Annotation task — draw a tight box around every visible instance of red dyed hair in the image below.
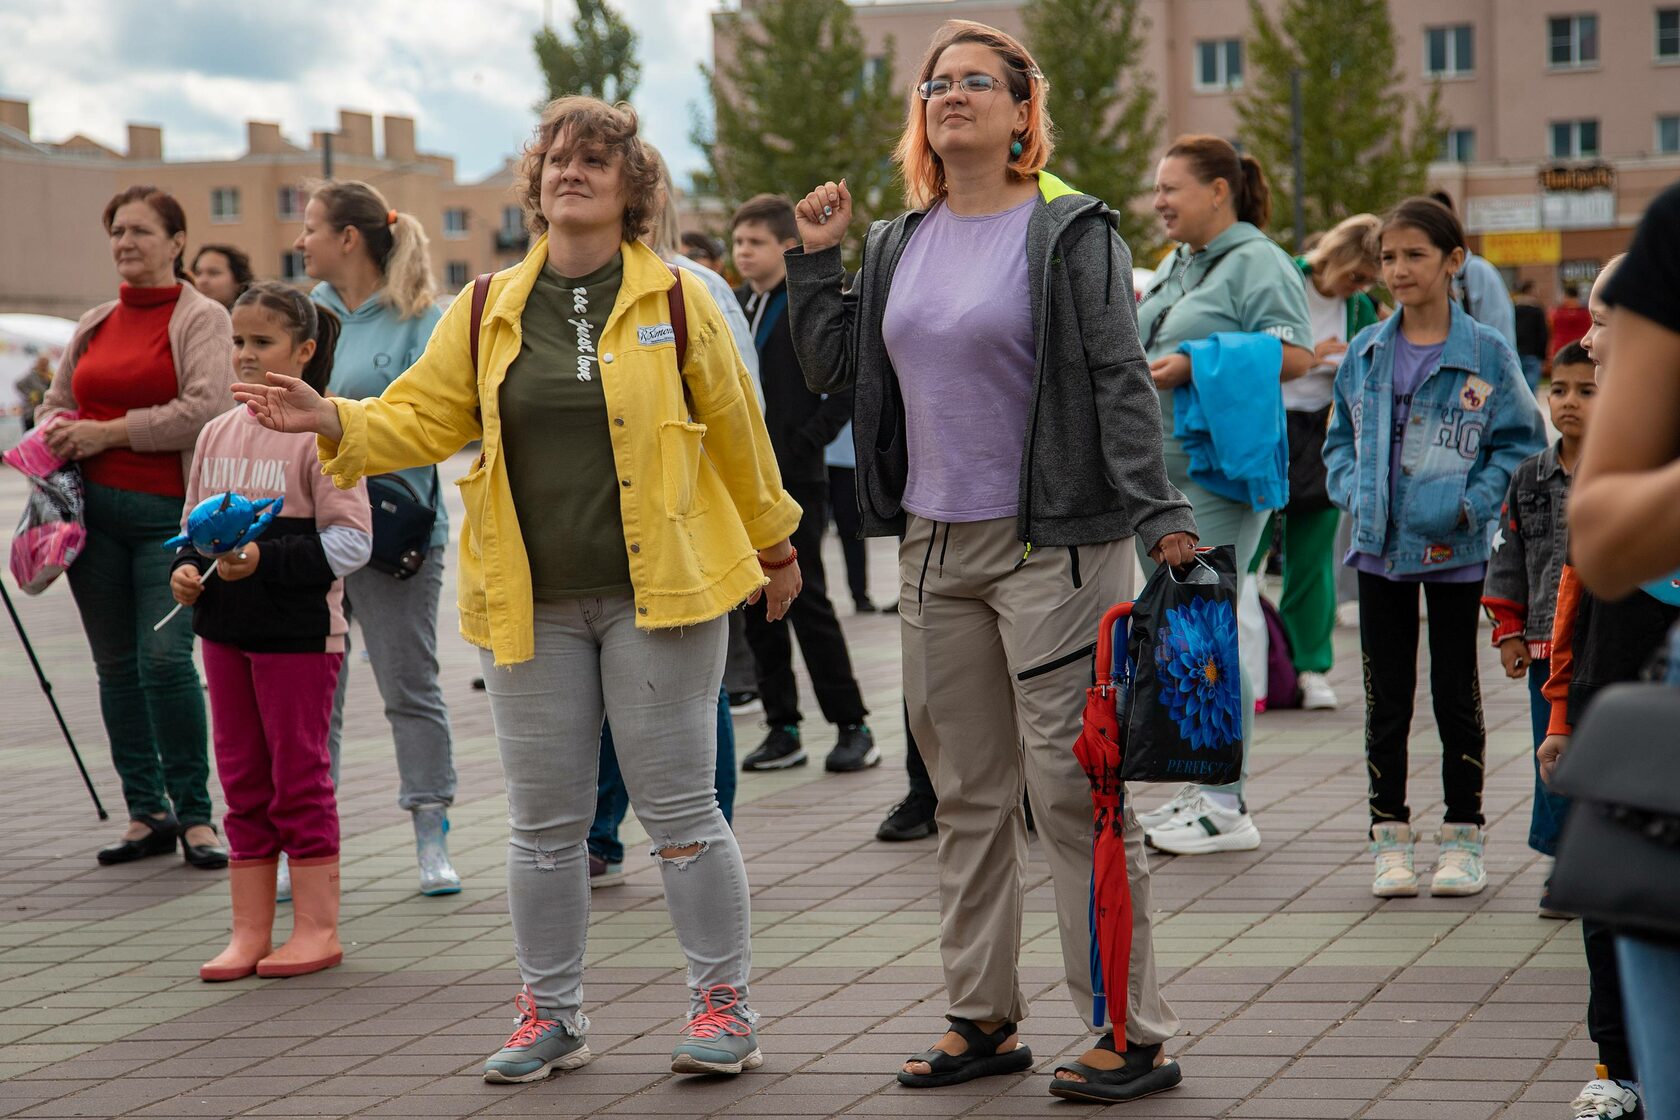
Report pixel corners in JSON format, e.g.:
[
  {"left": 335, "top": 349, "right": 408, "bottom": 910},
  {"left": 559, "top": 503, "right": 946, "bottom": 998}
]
[{"left": 893, "top": 21, "right": 1054, "bottom": 210}]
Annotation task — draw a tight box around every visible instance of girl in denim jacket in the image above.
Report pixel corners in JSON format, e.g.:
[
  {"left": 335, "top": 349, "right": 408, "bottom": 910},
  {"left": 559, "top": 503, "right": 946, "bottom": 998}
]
[{"left": 1323, "top": 198, "right": 1546, "bottom": 900}]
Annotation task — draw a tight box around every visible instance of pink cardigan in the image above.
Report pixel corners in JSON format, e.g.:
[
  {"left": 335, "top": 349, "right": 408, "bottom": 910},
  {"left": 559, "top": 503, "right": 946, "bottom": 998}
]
[{"left": 38, "top": 281, "right": 235, "bottom": 487}]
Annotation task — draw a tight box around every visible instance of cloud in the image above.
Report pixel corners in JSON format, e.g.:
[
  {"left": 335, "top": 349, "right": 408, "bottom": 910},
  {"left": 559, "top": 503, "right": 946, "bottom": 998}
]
[{"left": 0, "top": 0, "right": 713, "bottom": 183}]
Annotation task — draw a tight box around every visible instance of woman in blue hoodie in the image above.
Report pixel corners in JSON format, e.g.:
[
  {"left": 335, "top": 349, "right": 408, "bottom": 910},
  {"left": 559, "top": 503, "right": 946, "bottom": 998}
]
[
  {"left": 293, "top": 180, "right": 459, "bottom": 897},
  {"left": 1323, "top": 197, "right": 1544, "bottom": 900},
  {"left": 1133, "top": 136, "right": 1314, "bottom": 857}
]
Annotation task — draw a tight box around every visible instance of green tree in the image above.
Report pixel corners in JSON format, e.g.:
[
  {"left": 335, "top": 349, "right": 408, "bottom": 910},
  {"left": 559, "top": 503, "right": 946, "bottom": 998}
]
[
  {"left": 694, "top": 0, "right": 901, "bottom": 243},
  {"left": 1234, "top": 0, "right": 1445, "bottom": 243},
  {"left": 533, "top": 0, "right": 641, "bottom": 105},
  {"left": 1024, "top": 0, "right": 1163, "bottom": 253}
]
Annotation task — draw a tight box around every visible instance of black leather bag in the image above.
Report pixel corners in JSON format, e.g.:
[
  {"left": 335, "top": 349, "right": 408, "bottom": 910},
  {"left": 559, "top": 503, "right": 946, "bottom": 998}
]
[
  {"left": 366, "top": 470, "right": 438, "bottom": 580},
  {"left": 1548, "top": 681, "right": 1680, "bottom": 940}
]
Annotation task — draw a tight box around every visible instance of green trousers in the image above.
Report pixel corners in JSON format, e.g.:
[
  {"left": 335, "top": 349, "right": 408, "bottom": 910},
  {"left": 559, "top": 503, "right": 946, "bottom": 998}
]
[
  {"left": 1259, "top": 507, "right": 1341, "bottom": 675},
  {"left": 66, "top": 481, "right": 212, "bottom": 826}
]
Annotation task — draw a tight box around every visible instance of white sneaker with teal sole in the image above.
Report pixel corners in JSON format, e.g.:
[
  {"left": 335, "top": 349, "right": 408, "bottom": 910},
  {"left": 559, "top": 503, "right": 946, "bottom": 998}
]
[
  {"left": 1431, "top": 824, "right": 1487, "bottom": 896},
  {"left": 670, "top": 985, "right": 763, "bottom": 1075},
  {"left": 1371, "top": 822, "right": 1419, "bottom": 897},
  {"left": 482, "top": 989, "right": 592, "bottom": 1083}
]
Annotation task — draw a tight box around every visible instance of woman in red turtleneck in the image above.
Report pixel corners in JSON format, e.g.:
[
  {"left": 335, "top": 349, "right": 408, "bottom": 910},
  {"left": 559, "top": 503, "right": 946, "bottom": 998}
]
[{"left": 37, "top": 186, "right": 235, "bottom": 869}]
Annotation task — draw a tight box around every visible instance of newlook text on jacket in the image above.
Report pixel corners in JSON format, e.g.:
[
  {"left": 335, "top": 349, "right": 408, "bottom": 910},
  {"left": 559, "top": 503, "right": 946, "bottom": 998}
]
[{"left": 1323, "top": 303, "right": 1546, "bottom": 577}]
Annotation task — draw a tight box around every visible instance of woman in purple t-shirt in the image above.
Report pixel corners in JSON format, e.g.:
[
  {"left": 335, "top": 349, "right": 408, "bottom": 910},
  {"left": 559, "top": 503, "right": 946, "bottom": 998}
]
[{"left": 784, "top": 18, "right": 1198, "bottom": 1106}]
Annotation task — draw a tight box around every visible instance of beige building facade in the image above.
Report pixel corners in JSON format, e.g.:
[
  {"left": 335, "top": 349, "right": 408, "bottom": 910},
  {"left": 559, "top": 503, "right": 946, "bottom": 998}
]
[
  {"left": 0, "top": 102, "right": 532, "bottom": 319},
  {"left": 720, "top": 0, "right": 1680, "bottom": 289}
]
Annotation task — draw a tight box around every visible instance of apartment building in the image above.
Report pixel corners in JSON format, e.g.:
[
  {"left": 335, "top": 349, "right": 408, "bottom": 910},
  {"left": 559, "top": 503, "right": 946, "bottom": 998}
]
[
  {"left": 719, "top": 0, "right": 1680, "bottom": 290},
  {"left": 0, "top": 103, "right": 531, "bottom": 318}
]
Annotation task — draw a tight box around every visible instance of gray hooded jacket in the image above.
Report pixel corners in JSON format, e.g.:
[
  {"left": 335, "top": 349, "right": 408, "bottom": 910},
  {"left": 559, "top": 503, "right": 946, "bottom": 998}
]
[{"left": 783, "top": 179, "right": 1196, "bottom": 551}]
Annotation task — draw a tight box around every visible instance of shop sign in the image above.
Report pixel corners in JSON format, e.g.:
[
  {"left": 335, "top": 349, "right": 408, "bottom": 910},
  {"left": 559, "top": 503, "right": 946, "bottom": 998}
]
[
  {"left": 1467, "top": 195, "right": 1541, "bottom": 233},
  {"left": 1480, "top": 230, "right": 1563, "bottom": 266}
]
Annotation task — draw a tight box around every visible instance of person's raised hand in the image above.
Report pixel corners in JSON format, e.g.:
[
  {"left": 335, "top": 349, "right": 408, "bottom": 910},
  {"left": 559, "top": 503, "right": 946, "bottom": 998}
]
[
  {"left": 794, "top": 179, "right": 853, "bottom": 256},
  {"left": 233, "top": 372, "right": 339, "bottom": 439}
]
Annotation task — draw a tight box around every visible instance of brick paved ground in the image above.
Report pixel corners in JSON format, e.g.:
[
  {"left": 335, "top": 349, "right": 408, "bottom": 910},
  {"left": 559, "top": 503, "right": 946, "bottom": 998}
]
[{"left": 0, "top": 453, "right": 1595, "bottom": 1119}]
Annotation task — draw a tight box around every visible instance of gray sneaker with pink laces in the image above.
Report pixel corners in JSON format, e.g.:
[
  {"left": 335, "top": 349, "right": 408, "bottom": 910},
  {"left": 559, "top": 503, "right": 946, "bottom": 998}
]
[{"left": 670, "top": 985, "right": 763, "bottom": 1075}]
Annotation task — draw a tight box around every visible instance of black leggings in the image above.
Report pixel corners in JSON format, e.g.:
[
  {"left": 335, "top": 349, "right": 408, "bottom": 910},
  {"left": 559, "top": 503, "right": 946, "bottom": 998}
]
[{"left": 1357, "top": 572, "right": 1487, "bottom": 830}]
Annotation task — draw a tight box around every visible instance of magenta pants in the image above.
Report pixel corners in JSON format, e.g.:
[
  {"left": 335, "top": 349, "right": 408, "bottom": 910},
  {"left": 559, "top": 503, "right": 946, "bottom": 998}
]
[{"left": 202, "top": 640, "right": 342, "bottom": 861}]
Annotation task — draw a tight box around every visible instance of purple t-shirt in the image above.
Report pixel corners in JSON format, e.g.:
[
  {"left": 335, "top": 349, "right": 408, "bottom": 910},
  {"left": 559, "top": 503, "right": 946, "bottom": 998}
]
[
  {"left": 1348, "top": 332, "right": 1485, "bottom": 582},
  {"left": 882, "top": 197, "right": 1036, "bottom": 522}
]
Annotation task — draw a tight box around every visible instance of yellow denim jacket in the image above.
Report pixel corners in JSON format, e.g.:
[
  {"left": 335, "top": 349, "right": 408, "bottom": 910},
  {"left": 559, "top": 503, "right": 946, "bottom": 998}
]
[{"left": 318, "top": 237, "right": 802, "bottom": 665}]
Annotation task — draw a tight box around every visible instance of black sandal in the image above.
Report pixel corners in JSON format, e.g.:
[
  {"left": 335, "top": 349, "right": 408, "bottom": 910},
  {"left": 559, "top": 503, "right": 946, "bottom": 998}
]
[
  {"left": 1048, "top": 1036, "right": 1182, "bottom": 1103},
  {"left": 896, "top": 1018, "right": 1034, "bottom": 1089}
]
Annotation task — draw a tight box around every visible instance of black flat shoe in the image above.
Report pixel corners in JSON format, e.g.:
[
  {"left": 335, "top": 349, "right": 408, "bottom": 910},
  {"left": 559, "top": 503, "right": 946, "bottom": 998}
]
[
  {"left": 181, "top": 826, "right": 229, "bottom": 870},
  {"left": 97, "top": 817, "right": 180, "bottom": 865}
]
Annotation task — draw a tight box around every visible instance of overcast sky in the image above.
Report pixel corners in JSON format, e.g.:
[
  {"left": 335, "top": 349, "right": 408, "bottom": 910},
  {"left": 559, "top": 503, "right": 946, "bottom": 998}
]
[{"left": 0, "top": 0, "right": 716, "bottom": 185}]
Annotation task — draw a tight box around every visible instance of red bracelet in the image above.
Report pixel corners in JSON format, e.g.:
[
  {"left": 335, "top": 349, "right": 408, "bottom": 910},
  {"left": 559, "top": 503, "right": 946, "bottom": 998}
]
[{"left": 760, "top": 546, "right": 798, "bottom": 571}]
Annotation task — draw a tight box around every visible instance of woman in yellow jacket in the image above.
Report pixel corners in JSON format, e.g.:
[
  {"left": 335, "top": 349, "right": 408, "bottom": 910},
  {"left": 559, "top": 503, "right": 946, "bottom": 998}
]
[{"left": 235, "top": 97, "right": 802, "bottom": 1084}]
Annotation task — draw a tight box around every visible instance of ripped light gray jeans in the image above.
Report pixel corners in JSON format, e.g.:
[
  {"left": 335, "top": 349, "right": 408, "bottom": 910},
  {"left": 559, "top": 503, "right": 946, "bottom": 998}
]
[{"left": 480, "top": 596, "right": 751, "bottom": 1035}]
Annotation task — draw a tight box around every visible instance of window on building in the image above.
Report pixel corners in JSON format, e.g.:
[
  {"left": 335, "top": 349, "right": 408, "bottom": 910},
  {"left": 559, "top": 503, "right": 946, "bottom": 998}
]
[
  {"left": 1658, "top": 114, "right": 1680, "bottom": 154},
  {"left": 1659, "top": 8, "right": 1680, "bottom": 60},
  {"left": 1439, "top": 128, "right": 1476, "bottom": 162},
  {"left": 442, "top": 208, "right": 468, "bottom": 239},
  {"left": 446, "top": 261, "right": 469, "bottom": 288},
  {"left": 1549, "top": 14, "right": 1599, "bottom": 68},
  {"left": 280, "top": 251, "right": 307, "bottom": 280},
  {"left": 1550, "top": 118, "right": 1601, "bottom": 158},
  {"left": 1194, "top": 39, "right": 1243, "bottom": 91},
  {"left": 210, "top": 187, "right": 240, "bottom": 224},
  {"left": 501, "top": 205, "right": 524, "bottom": 236},
  {"left": 1425, "top": 25, "right": 1475, "bottom": 76},
  {"left": 276, "top": 186, "right": 306, "bottom": 220}
]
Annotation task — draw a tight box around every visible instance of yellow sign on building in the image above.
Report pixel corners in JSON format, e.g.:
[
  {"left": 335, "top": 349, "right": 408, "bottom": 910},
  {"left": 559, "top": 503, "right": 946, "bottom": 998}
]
[{"left": 1481, "top": 231, "right": 1563, "bottom": 267}]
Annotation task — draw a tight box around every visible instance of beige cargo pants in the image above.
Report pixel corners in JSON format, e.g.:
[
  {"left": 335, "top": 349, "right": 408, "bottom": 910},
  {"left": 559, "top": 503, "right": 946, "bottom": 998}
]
[{"left": 899, "top": 514, "right": 1179, "bottom": 1045}]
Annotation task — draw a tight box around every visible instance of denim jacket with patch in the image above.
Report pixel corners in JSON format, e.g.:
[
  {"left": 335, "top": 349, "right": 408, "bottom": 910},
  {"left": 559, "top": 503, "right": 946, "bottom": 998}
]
[
  {"left": 1482, "top": 441, "right": 1571, "bottom": 658},
  {"left": 1323, "top": 304, "right": 1546, "bottom": 578}
]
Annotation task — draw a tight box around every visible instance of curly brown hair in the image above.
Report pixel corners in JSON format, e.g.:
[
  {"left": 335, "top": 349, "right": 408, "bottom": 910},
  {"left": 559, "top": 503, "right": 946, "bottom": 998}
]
[{"left": 515, "top": 96, "right": 663, "bottom": 244}]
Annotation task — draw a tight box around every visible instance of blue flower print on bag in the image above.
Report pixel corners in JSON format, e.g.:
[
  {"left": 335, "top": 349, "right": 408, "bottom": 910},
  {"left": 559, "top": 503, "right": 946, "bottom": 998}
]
[{"left": 1154, "top": 596, "right": 1242, "bottom": 752}]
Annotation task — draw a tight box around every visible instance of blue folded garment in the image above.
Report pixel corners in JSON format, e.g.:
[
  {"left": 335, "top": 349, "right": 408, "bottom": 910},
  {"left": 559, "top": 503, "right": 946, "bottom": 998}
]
[{"left": 1173, "top": 333, "right": 1289, "bottom": 512}]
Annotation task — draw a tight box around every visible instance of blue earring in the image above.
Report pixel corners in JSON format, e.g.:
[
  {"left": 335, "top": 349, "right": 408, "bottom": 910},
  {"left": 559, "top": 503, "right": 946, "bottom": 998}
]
[{"left": 1010, "top": 138, "right": 1024, "bottom": 158}]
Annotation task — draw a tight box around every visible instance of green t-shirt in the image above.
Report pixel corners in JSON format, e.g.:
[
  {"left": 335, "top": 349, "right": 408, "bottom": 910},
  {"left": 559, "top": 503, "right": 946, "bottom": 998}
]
[{"left": 500, "top": 254, "right": 631, "bottom": 600}]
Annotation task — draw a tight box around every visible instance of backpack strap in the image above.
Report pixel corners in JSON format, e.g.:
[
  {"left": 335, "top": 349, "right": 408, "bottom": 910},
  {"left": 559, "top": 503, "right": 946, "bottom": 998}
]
[
  {"left": 666, "top": 264, "right": 688, "bottom": 369},
  {"left": 469, "top": 273, "right": 492, "bottom": 373}
]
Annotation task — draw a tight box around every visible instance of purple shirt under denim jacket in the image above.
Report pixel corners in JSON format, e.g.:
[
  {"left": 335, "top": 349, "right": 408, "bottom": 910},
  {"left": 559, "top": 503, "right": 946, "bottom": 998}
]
[{"left": 1323, "top": 302, "right": 1546, "bottom": 579}]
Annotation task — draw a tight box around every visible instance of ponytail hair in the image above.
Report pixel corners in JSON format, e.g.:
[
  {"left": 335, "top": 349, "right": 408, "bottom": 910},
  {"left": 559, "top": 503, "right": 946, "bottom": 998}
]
[
  {"left": 1165, "top": 135, "right": 1272, "bottom": 229},
  {"left": 234, "top": 281, "right": 342, "bottom": 394},
  {"left": 309, "top": 180, "right": 437, "bottom": 320}
]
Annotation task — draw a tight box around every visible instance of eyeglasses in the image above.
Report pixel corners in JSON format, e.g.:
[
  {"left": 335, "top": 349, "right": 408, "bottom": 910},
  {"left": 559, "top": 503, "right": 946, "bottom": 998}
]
[{"left": 917, "top": 74, "right": 1008, "bottom": 100}]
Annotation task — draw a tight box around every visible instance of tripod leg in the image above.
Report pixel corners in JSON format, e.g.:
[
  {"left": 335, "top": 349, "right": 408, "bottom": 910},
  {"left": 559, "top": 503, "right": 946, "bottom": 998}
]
[{"left": 2, "top": 580, "right": 109, "bottom": 819}]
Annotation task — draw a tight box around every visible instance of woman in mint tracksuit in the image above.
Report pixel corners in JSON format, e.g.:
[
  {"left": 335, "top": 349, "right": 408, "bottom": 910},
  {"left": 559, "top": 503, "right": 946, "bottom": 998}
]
[
  {"left": 1275, "top": 215, "right": 1381, "bottom": 713},
  {"left": 1133, "top": 136, "right": 1315, "bottom": 856}
]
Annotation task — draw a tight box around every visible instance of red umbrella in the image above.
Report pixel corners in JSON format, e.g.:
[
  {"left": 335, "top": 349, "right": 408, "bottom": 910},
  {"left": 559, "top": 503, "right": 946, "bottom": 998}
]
[{"left": 1072, "top": 602, "right": 1135, "bottom": 1034}]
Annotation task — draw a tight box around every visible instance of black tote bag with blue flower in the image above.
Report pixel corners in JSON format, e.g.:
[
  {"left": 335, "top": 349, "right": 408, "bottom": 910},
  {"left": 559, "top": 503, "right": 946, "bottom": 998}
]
[{"left": 1118, "top": 544, "right": 1245, "bottom": 786}]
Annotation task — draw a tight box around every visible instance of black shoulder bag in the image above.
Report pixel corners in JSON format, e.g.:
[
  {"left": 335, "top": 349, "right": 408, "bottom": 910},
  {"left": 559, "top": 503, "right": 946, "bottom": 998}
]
[
  {"left": 1548, "top": 626, "right": 1680, "bottom": 940},
  {"left": 366, "top": 469, "right": 440, "bottom": 580}
]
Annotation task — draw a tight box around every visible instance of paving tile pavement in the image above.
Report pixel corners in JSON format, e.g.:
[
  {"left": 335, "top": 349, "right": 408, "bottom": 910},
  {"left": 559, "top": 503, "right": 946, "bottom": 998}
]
[{"left": 0, "top": 455, "right": 1598, "bottom": 1118}]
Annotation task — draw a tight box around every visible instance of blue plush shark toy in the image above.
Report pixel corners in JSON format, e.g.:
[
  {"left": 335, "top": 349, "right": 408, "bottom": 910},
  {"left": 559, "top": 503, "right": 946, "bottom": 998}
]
[{"left": 165, "top": 492, "right": 284, "bottom": 557}]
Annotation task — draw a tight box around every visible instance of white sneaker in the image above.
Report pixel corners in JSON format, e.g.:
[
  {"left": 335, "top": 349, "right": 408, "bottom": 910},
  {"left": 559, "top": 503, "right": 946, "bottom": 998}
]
[
  {"left": 1430, "top": 824, "right": 1487, "bottom": 896},
  {"left": 1570, "top": 1070, "right": 1641, "bottom": 1118},
  {"left": 1145, "top": 793, "right": 1261, "bottom": 854},
  {"left": 1298, "top": 671, "right": 1339, "bottom": 711},
  {"left": 1370, "top": 822, "right": 1419, "bottom": 897},
  {"left": 1137, "top": 783, "right": 1200, "bottom": 830}
]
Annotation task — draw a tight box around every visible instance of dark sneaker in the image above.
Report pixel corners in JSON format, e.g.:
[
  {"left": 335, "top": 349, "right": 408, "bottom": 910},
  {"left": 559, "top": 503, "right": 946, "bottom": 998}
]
[
  {"left": 670, "top": 985, "right": 763, "bottom": 1075},
  {"left": 877, "top": 795, "right": 937, "bottom": 841},
  {"left": 853, "top": 597, "right": 879, "bottom": 613},
  {"left": 825, "top": 724, "right": 880, "bottom": 772},
  {"left": 588, "top": 853, "right": 624, "bottom": 889},
  {"left": 742, "top": 726, "right": 806, "bottom": 771},
  {"left": 482, "top": 989, "right": 592, "bottom": 1083}
]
